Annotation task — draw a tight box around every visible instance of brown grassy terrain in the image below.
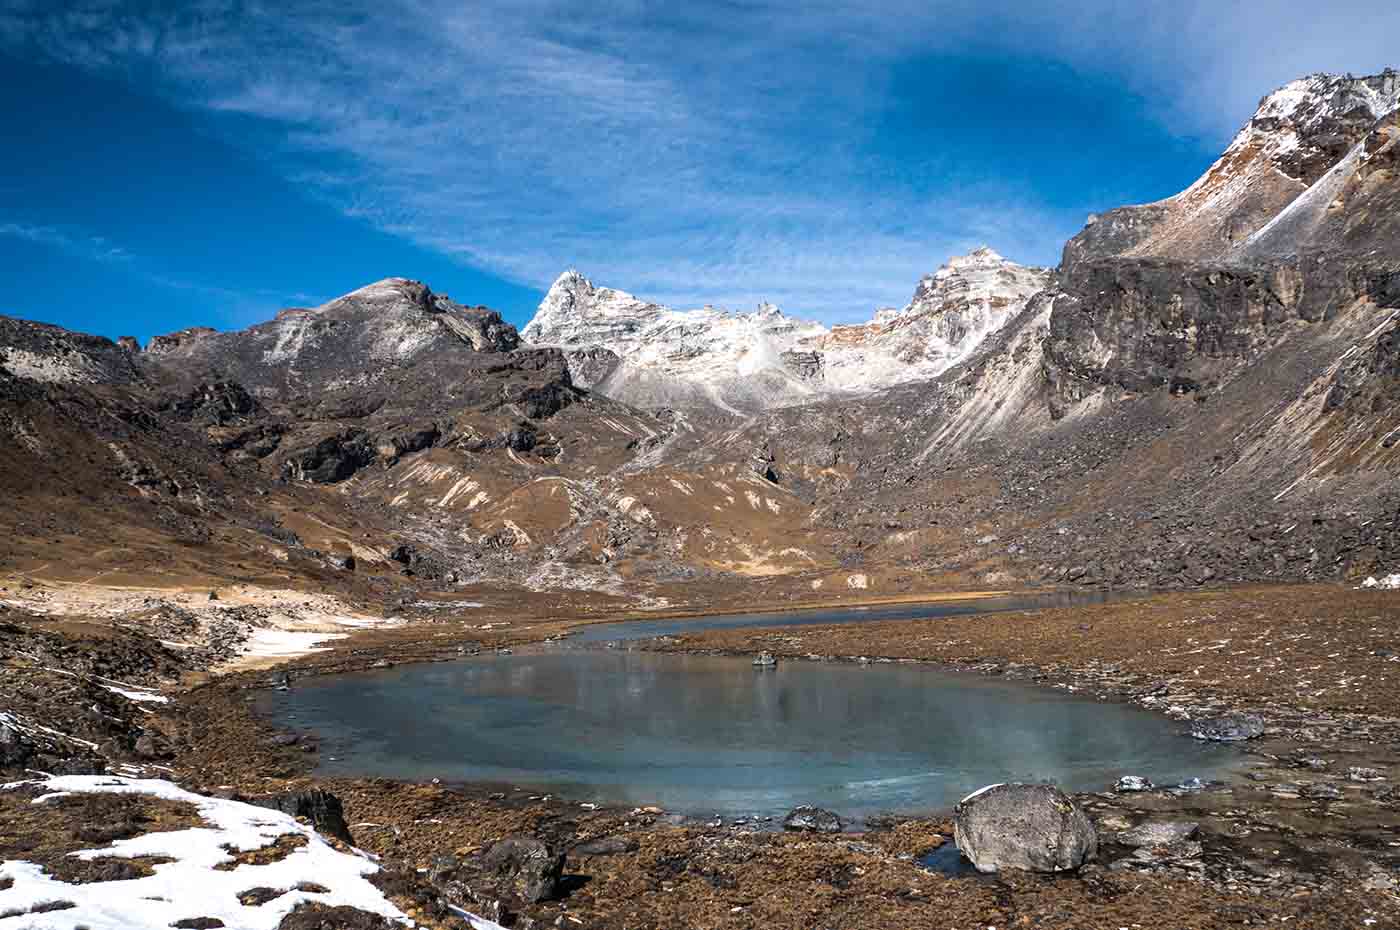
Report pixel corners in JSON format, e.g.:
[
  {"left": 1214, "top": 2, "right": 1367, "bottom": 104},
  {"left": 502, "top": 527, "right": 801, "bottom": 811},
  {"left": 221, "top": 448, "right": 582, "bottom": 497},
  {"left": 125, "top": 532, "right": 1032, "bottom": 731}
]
[
  {"left": 647, "top": 585, "right": 1400, "bottom": 720},
  {"left": 8, "top": 585, "right": 1400, "bottom": 928}
]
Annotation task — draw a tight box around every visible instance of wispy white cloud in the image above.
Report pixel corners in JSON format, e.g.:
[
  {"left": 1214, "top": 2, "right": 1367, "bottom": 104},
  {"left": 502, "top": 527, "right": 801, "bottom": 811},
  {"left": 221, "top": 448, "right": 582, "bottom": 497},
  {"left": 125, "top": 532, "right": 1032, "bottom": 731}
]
[
  {"left": 0, "top": 221, "right": 131, "bottom": 264},
  {"left": 0, "top": 216, "right": 329, "bottom": 326},
  {"left": 1, "top": 0, "right": 1396, "bottom": 321}
]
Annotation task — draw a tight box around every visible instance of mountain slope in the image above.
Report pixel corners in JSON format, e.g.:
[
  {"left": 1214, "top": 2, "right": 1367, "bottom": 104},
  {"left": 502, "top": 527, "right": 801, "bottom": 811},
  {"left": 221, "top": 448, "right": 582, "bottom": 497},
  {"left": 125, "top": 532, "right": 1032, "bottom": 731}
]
[
  {"left": 1065, "top": 70, "right": 1399, "bottom": 264},
  {"left": 714, "top": 69, "right": 1400, "bottom": 591}
]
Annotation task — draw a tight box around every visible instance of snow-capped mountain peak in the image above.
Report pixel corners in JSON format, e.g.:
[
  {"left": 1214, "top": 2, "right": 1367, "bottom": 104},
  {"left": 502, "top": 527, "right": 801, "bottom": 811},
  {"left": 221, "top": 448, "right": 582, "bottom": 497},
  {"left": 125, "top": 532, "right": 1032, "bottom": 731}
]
[{"left": 521, "top": 251, "right": 1051, "bottom": 413}]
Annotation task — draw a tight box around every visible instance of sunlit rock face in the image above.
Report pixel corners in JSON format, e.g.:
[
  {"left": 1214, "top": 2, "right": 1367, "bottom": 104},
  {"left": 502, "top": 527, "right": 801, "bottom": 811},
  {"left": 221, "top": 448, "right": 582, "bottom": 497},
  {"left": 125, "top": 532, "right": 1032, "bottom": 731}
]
[{"left": 1063, "top": 70, "right": 1400, "bottom": 265}]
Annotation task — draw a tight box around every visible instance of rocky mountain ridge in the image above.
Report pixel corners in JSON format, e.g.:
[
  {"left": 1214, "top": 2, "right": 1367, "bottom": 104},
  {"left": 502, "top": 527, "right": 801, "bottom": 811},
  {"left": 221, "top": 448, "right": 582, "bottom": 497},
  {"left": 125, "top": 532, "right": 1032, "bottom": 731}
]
[
  {"left": 522, "top": 248, "right": 1051, "bottom": 413},
  {"left": 1066, "top": 70, "right": 1399, "bottom": 265},
  {"left": 0, "top": 68, "right": 1397, "bottom": 603}
]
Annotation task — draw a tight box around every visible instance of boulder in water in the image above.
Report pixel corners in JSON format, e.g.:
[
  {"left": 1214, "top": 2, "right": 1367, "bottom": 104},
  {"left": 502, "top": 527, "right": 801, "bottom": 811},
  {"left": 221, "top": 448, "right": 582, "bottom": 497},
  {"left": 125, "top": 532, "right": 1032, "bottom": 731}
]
[{"left": 953, "top": 783, "right": 1097, "bottom": 873}]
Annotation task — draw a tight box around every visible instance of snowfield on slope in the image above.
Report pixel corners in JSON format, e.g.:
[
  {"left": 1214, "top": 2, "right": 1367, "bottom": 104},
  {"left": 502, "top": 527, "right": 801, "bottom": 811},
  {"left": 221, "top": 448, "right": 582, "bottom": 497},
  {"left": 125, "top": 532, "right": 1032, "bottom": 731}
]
[{"left": 0, "top": 775, "right": 506, "bottom": 930}]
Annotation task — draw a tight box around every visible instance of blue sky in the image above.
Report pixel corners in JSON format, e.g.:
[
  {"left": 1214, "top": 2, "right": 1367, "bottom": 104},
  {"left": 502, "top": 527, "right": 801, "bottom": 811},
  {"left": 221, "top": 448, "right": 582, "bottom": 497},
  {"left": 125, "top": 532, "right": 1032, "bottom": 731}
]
[{"left": 1, "top": 1, "right": 1396, "bottom": 340}]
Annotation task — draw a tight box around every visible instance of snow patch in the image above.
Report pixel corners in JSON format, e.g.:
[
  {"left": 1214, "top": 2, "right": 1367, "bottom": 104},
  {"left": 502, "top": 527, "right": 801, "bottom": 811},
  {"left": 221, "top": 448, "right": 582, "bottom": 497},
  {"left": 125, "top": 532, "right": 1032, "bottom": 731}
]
[
  {"left": 240, "top": 630, "right": 349, "bottom": 659},
  {"left": 101, "top": 685, "right": 169, "bottom": 705},
  {"left": 0, "top": 775, "right": 412, "bottom": 930}
]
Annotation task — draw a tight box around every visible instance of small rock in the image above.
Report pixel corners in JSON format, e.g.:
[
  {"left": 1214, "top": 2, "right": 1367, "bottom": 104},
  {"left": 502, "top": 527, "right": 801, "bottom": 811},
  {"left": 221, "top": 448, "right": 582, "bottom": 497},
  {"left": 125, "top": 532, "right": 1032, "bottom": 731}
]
[
  {"left": 1120, "top": 840, "right": 1204, "bottom": 871},
  {"left": 571, "top": 836, "right": 638, "bottom": 857},
  {"left": 1302, "top": 783, "right": 1343, "bottom": 800},
  {"left": 1362, "top": 862, "right": 1398, "bottom": 891},
  {"left": 1349, "top": 766, "right": 1386, "bottom": 783},
  {"left": 133, "top": 731, "right": 170, "bottom": 760},
  {"left": 783, "top": 805, "right": 843, "bottom": 833},
  {"left": 1116, "top": 821, "right": 1199, "bottom": 848},
  {"left": 1190, "top": 714, "right": 1264, "bottom": 742}
]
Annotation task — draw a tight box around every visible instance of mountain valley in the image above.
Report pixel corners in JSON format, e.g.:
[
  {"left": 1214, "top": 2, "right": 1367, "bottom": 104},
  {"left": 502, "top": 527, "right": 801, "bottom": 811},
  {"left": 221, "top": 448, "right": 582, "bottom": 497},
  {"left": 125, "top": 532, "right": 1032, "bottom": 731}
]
[{"left": 3, "top": 67, "right": 1400, "bottom": 930}]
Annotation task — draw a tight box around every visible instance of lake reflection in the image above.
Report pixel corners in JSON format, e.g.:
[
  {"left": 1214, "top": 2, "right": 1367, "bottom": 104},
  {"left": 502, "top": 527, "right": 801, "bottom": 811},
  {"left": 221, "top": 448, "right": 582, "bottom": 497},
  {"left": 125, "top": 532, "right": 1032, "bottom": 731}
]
[{"left": 262, "top": 651, "right": 1233, "bottom": 822}]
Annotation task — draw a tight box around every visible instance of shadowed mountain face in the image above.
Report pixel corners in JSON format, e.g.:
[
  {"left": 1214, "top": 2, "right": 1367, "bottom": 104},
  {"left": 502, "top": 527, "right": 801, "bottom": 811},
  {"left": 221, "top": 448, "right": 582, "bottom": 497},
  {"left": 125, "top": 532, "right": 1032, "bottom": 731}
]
[{"left": 1, "top": 70, "right": 1398, "bottom": 604}]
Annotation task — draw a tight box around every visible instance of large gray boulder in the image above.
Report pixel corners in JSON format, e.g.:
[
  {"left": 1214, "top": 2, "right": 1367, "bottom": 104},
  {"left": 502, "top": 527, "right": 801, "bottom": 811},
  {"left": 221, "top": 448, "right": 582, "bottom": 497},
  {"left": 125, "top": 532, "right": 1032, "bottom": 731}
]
[{"left": 953, "top": 783, "right": 1098, "bottom": 873}]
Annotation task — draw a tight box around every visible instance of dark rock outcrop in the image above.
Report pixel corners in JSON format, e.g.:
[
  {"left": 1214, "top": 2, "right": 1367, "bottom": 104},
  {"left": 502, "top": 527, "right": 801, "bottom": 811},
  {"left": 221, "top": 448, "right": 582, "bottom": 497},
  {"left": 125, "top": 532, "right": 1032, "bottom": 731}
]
[
  {"left": 428, "top": 835, "right": 564, "bottom": 917},
  {"left": 0, "top": 717, "right": 33, "bottom": 769},
  {"left": 159, "top": 381, "right": 259, "bottom": 425},
  {"left": 251, "top": 789, "right": 355, "bottom": 845},
  {"left": 0, "top": 316, "right": 146, "bottom": 385},
  {"left": 279, "top": 430, "right": 377, "bottom": 483},
  {"left": 479, "top": 836, "right": 564, "bottom": 903}
]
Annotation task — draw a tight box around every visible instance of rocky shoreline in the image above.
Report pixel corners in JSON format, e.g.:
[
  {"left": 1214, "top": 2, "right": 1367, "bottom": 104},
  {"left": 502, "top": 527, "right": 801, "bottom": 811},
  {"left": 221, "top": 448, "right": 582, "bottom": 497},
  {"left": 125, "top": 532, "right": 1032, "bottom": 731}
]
[{"left": 5, "top": 586, "right": 1400, "bottom": 928}]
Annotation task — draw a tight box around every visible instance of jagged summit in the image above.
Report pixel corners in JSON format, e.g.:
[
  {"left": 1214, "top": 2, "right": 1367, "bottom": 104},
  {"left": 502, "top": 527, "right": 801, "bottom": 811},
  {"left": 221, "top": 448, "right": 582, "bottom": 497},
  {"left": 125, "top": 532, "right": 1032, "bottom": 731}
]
[
  {"left": 142, "top": 277, "right": 522, "bottom": 399},
  {"left": 1250, "top": 70, "right": 1398, "bottom": 142},
  {"left": 523, "top": 270, "right": 673, "bottom": 347},
  {"left": 939, "top": 245, "right": 1005, "bottom": 269},
  {"left": 521, "top": 250, "right": 1050, "bottom": 412}
]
